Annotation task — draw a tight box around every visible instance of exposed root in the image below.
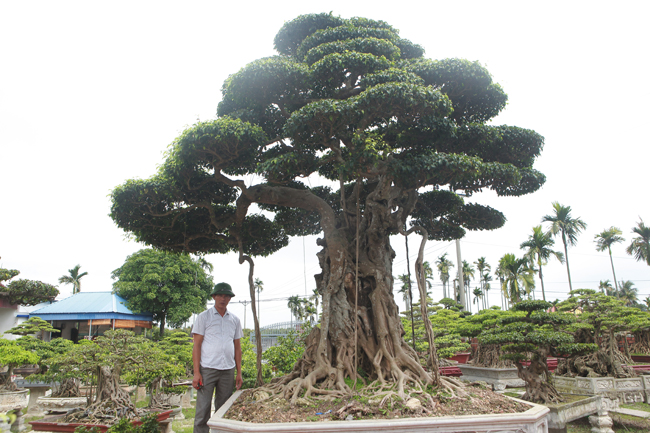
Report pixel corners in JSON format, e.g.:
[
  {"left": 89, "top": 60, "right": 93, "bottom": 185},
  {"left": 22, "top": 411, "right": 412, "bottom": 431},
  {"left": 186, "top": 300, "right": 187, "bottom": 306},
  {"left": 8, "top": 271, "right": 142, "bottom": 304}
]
[{"left": 557, "top": 349, "right": 635, "bottom": 378}]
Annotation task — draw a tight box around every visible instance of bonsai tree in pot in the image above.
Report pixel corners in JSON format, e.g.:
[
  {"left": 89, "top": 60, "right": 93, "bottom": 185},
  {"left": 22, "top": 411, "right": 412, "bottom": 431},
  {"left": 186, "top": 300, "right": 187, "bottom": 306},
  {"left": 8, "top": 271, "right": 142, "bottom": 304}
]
[
  {"left": 478, "top": 300, "right": 596, "bottom": 403},
  {"left": 556, "top": 289, "right": 639, "bottom": 377},
  {"left": 53, "top": 330, "right": 164, "bottom": 422},
  {"left": 109, "top": 12, "right": 546, "bottom": 404},
  {"left": 0, "top": 340, "right": 39, "bottom": 391},
  {"left": 458, "top": 308, "right": 517, "bottom": 368}
]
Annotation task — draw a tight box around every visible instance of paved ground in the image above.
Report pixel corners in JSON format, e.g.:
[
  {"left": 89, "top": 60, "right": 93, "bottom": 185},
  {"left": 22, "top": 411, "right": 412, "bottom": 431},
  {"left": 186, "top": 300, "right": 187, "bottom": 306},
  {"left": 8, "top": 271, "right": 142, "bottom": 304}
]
[{"left": 610, "top": 407, "right": 650, "bottom": 419}]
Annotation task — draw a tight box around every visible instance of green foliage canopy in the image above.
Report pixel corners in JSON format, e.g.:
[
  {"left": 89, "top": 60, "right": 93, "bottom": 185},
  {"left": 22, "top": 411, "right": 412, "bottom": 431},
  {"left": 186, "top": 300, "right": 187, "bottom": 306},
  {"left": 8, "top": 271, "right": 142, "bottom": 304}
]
[
  {"left": 0, "top": 268, "right": 58, "bottom": 306},
  {"left": 110, "top": 13, "right": 546, "bottom": 255},
  {"left": 111, "top": 249, "right": 213, "bottom": 334}
]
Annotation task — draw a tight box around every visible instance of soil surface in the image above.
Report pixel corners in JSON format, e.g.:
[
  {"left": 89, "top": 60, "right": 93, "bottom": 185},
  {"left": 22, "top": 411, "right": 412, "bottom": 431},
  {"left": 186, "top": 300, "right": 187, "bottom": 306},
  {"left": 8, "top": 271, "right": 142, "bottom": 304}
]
[{"left": 225, "top": 384, "right": 530, "bottom": 423}]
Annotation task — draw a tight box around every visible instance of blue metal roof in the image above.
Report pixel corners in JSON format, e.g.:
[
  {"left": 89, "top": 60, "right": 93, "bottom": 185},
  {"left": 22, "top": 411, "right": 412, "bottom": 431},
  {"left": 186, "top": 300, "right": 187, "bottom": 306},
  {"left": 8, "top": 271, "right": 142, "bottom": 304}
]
[{"left": 29, "top": 292, "right": 153, "bottom": 322}]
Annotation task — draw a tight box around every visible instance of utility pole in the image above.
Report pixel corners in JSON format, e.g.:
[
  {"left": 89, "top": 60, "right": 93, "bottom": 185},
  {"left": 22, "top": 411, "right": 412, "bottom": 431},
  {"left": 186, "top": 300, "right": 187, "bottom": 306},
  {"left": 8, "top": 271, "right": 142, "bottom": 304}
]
[
  {"left": 456, "top": 239, "right": 466, "bottom": 311},
  {"left": 240, "top": 300, "right": 250, "bottom": 329}
]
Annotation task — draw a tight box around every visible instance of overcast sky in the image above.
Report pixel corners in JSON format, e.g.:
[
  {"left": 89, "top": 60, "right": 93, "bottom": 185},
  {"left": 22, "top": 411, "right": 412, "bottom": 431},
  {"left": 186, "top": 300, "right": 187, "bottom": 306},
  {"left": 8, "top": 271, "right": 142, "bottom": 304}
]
[{"left": 2, "top": 1, "right": 649, "bottom": 327}]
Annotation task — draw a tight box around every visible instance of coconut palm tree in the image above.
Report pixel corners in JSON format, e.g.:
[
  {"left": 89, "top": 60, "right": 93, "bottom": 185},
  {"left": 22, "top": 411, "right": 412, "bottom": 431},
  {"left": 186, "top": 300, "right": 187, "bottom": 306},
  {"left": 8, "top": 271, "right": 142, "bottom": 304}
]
[
  {"left": 542, "top": 202, "right": 587, "bottom": 292},
  {"left": 58, "top": 264, "right": 88, "bottom": 294},
  {"left": 499, "top": 253, "right": 535, "bottom": 305},
  {"left": 594, "top": 227, "right": 624, "bottom": 292},
  {"left": 520, "top": 225, "right": 565, "bottom": 302},
  {"left": 436, "top": 253, "right": 454, "bottom": 299},
  {"left": 617, "top": 280, "right": 638, "bottom": 306},
  {"left": 627, "top": 219, "right": 650, "bottom": 266},
  {"left": 474, "top": 257, "right": 491, "bottom": 310}
]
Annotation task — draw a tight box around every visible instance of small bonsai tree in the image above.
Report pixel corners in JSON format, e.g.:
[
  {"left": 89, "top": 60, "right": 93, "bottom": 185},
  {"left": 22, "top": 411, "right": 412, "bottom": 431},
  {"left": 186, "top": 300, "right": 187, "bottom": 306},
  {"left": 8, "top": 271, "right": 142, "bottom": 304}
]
[
  {"left": 478, "top": 300, "right": 596, "bottom": 403},
  {"left": 5, "top": 317, "right": 57, "bottom": 339},
  {"left": 54, "top": 330, "right": 166, "bottom": 422},
  {"left": 429, "top": 308, "right": 470, "bottom": 364},
  {"left": 458, "top": 308, "right": 516, "bottom": 368},
  {"left": 18, "top": 337, "right": 78, "bottom": 396},
  {"left": 0, "top": 340, "right": 39, "bottom": 391},
  {"left": 557, "top": 289, "right": 639, "bottom": 377}
]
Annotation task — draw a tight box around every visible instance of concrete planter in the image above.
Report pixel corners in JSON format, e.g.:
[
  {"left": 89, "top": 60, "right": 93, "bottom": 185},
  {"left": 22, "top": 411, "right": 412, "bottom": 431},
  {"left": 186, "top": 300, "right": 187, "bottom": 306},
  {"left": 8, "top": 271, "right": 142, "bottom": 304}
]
[
  {"left": 0, "top": 389, "right": 28, "bottom": 413},
  {"left": 553, "top": 375, "right": 648, "bottom": 405},
  {"left": 546, "top": 395, "right": 614, "bottom": 433},
  {"left": 37, "top": 397, "right": 87, "bottom": 414},
  {"left": 458, "top": 365, "right": 525, "bottom": 390},
  {"left": 207, "top": 390, "right": 550, "bottom": 433}
]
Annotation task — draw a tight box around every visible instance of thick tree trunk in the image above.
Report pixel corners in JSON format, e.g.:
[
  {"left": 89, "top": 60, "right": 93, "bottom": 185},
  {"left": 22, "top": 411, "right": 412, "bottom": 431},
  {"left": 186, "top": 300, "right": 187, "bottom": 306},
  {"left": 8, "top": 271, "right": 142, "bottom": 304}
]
[
  {"left": 89, "top": 365, "right": 137, "bottom": 418},
  {"left": 263, "top": 178, "right": 445, "bottom": 403},
  {"left": 515, "top": 358, "right": 562, "bottom": 404}
]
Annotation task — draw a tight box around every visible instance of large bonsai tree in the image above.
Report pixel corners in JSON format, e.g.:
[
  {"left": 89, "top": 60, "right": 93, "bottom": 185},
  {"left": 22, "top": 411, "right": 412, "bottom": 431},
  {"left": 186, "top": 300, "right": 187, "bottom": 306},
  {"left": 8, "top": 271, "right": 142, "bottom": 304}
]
[
  {"left": 556, "top": 289, "right": 638, "bottom": 378},
  {"left": 110, "top": 13, "right": 545, "bottom": 402},
  {"left": 478, "top": 300, "right": 596, "bottom": 403}
]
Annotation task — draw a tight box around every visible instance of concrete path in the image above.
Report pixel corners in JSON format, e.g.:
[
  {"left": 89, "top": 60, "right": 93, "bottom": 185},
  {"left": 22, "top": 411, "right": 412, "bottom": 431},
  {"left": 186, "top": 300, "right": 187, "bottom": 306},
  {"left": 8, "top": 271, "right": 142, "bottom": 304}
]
[{"left": 611, "top": 408, "right": 650, "bottom": 418}]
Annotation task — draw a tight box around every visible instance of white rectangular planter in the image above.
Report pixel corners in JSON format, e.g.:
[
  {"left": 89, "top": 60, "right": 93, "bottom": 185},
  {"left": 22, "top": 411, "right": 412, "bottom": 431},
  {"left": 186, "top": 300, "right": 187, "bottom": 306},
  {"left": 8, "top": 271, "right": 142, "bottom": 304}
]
[
  {"left": 208, "top": 390, "right": 550, "bottom": 433},
  {"left": 457, "top": 365, "right": 525, "bottom": 390}
]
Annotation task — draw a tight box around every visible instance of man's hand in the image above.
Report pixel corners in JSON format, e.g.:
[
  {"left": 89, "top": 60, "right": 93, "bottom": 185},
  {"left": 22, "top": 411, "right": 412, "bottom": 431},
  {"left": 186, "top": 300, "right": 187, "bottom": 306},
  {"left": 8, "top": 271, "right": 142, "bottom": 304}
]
[
  {"left": 236, "top": 373, "right": 243, "bottom": 390},
  {"left": 193, "top": 373, "right": 203, "bottom": 390}
]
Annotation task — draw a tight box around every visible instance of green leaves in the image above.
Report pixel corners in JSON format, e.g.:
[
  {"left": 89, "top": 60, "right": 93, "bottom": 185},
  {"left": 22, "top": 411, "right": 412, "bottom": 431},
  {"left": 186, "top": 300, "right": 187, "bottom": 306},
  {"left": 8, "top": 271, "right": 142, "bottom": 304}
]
[{"left": 111, "top": 249, "right": 214, "bottom": 331}]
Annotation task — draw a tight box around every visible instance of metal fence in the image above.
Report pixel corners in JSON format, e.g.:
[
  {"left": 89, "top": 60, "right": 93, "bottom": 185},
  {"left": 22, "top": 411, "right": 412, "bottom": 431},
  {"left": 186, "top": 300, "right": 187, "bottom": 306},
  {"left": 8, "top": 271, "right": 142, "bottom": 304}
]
[{"left": 249, "top": 321, "right": 306, "bottom": 352}]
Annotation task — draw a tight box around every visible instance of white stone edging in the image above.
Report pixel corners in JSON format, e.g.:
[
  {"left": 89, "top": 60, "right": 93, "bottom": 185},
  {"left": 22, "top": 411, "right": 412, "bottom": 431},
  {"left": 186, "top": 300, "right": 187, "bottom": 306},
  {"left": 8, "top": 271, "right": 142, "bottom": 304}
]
[{"left": 208, "top": 390, "right": 549, "bottom": 433}]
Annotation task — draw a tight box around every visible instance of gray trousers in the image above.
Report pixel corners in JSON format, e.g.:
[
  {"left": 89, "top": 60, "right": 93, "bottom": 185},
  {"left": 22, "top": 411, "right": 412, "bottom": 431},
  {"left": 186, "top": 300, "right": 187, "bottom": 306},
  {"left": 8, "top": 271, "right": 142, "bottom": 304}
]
[{"left": 193, "top": 366, "right": 234, "bottom": 433}]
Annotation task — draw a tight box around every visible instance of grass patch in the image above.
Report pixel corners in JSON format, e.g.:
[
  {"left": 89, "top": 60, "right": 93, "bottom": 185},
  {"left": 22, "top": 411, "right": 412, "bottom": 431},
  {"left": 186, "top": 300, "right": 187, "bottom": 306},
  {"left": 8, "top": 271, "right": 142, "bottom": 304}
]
[
  {"left": 621, "top": 401, "right": 650, "bottom": 413},
  {"left": 182, "top": 407, "right": 195, "bottom": 419}
]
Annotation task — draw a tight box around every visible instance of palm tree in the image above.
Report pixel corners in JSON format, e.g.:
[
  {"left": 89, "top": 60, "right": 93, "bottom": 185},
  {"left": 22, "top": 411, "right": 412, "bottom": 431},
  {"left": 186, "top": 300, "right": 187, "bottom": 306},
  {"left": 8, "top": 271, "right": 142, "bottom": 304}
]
[
  {"left": 196, "top": 257, "right": 214, "bottom": 273},
  {"left": 594, "top": 227, "right": 624, "bottom": 292},
  {"left": 397, "top": 273, "right": 416, "bottom": 350},
  {"left": 599, "top": 279, "right": 614, "bottom": 295},
  {"left": 520, "top": 225, "right": 565, "bottom": 301},
  {"left": 462, "top": 261, "right": 474, "bottom": 307},
  {"left": 310, "top": 288, "right": 320, "bottom": 313},
  {"left": 481, "top": 273, "right": 493, "bottom": 309},
  {"left": 423, "top": 261, "right": 434, "bottom": 295},
  {"left": 542, "top": 202, "right": 587, "bottom": 292},
  {"left": 499, "top": 253, "right": 535, "bottom": 305},
  {"left": 436, "top": 253, "right": 454, "bottom": 299},
  {"left": 474, "top": 257, "right": 491, "bottom": 310},
  {"left": 472, "top": 287, "right": 483, "bottom": 312},
  {"left": 495, "top": 258, "right": 507, "bottom": 309},
  {"left": 302, "top": 300, "right": 317, "bottom": 324},
  {"left": 627, "top": 219, "right": 650, "bottom": 266},
  {"left": 287, "top": 295, "right": 302, "bottom": 326},
  {"left": 618, "top": 280, "right": 638, "bottom": 306},
  {"left": 254, "top": 278, "right": 264, "bottom": 324},
  {"left": 58, "top": 264, "right": 88, "bottom": 294}
]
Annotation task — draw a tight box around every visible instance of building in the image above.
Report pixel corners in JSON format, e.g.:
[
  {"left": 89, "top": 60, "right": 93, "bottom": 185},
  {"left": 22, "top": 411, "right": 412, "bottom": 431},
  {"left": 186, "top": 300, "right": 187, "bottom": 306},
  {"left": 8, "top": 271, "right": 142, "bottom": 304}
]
[{"left": 29, "top": 292, "right": 153, "bottom": 342}]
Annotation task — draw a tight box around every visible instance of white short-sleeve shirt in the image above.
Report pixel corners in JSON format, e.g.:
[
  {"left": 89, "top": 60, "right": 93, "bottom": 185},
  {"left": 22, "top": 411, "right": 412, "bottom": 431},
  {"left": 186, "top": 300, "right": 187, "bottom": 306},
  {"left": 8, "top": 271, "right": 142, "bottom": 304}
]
[{"left": 191, "top": 307, "right": 243, "bottom": 370}]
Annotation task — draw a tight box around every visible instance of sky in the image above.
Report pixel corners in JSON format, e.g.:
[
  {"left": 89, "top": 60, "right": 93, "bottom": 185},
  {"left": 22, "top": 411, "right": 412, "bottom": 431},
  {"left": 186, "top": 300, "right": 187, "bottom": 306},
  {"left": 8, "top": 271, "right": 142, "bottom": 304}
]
[{"left": 1, "top": 1, "right": 649, "bottom": 328}]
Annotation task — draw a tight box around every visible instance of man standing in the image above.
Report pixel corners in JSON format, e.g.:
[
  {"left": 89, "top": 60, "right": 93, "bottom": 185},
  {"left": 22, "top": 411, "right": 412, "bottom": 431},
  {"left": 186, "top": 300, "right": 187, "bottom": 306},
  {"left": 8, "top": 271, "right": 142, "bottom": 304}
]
[{"left": 192, "top": 282, "right": 243, "bottom": 433}]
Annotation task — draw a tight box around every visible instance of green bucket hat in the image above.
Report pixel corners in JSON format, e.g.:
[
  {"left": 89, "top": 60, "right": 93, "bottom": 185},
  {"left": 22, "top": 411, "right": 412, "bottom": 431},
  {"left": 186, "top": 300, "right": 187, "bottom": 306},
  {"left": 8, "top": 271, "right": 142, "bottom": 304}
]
[{"left": 211, "top": 282, "right": 235, "bottom": 297}]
